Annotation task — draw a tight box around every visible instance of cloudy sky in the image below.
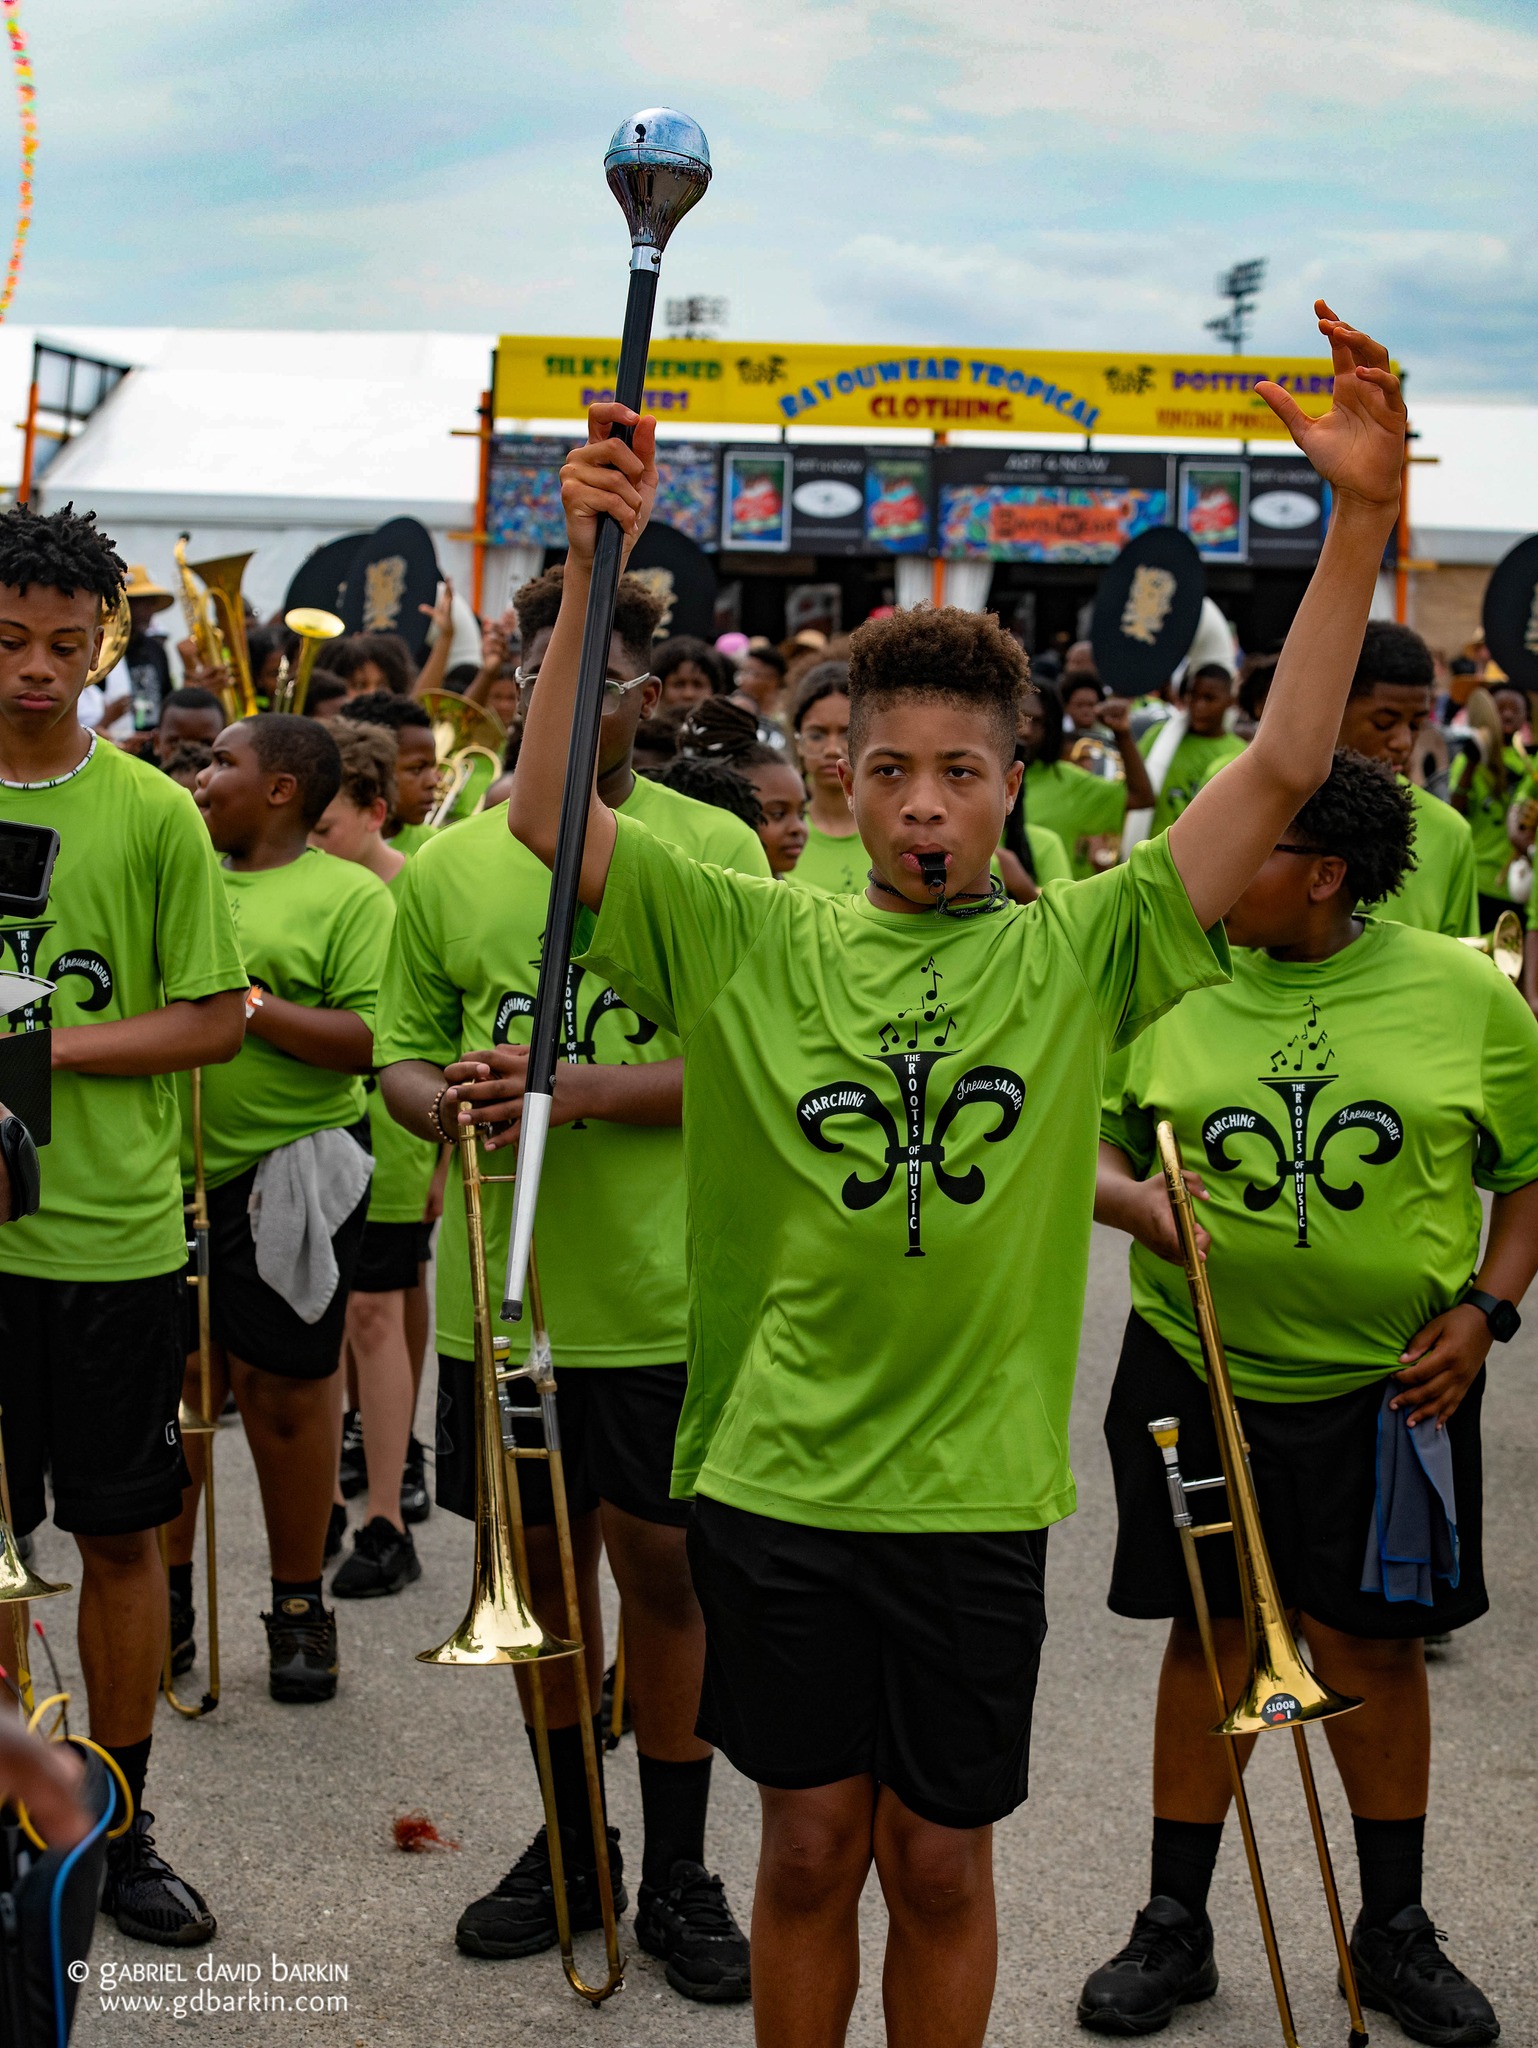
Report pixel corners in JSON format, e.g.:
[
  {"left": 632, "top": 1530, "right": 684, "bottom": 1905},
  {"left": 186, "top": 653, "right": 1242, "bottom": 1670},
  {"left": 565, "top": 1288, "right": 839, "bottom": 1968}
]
[{"left": 14, "top": 0, "right": 1536, "bottom": 397}]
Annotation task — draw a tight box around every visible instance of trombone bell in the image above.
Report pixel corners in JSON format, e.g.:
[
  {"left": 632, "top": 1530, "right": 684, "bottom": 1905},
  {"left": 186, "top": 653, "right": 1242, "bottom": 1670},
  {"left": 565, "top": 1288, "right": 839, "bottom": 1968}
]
[
  {"left": 0, "top": 1524, "right": 68, "bottom": 1607},
  {"left": 1459, "top": 909, "right": 1523, "bottom": 983}
]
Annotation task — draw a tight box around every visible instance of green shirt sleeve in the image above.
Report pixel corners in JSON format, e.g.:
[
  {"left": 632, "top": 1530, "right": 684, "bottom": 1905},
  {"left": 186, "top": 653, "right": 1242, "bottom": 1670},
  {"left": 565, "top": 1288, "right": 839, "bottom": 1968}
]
[
  {"left": 1025, "top": 823, "right": 1074, "bottom": 885},
  {"left": 1099, "top": 1043, "right": 1156, "bottom": 1174},
  {"left": 1473, "top": 968, "right": 1538, "bottom": 1193},
  {"left": 154, "top": 784, "right": 246, "bottom": 1003},
  {"left": 1038, "top": 834, "right": 1231, "bottom": 1051},
  {"left": 374, "top": 854, "right": 464, "bottom": 1068},
  {"left": 323, "top": 875, "right": 394, "bottom": 1032},
  {"left": 578, "top": 812, "right": 779, "bottom": 1039}
]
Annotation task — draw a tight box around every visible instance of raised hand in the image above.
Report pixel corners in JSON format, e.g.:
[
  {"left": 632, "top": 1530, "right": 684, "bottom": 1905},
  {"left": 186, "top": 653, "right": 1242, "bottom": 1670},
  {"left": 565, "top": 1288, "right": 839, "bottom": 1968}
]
[
  {"left": 1257, "top": 302, "right": 1405, "bottom": 514},
  {"left": 1101, "top": 696, "right": 1132, "bottom": 735},
  {"left": 560, "top": 402, "right": 659, "bottom": 574}
]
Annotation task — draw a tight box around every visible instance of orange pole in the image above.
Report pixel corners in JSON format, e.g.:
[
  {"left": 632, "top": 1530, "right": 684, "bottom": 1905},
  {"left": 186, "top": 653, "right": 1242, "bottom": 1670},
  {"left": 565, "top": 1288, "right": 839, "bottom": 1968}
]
[
  {"left": 471, "top": 384, "right": 493, "bottom": 618},
  {"left": 17, "top": 378, "right": 37, "bottom": 504},
  {"left": 1394, "top": 428, "right": 1411, "bottom": 624}
]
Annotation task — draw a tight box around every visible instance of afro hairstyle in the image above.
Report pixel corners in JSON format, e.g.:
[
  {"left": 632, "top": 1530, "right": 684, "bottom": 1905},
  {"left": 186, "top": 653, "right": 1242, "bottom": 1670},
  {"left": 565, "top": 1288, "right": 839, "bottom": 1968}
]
[{"left": 845, "top": 607, "right": 1027, "bottom": 766}]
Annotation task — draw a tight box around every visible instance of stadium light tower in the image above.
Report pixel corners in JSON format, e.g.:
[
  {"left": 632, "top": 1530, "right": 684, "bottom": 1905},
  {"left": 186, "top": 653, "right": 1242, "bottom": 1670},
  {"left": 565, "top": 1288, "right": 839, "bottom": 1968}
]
[{"left": 1206, "top": 259, "right": 1267, "bottom": 354}]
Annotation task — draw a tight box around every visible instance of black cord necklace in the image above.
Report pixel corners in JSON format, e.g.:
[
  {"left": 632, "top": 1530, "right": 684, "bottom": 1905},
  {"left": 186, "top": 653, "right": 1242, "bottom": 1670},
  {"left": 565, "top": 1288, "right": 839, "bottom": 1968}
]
[{"left": 867, "top": 865, "right": 1008, "bottom": 920}]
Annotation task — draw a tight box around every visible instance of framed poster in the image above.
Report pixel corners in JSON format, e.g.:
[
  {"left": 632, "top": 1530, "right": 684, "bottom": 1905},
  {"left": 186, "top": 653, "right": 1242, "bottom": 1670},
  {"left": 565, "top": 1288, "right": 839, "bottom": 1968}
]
[
  {"left": 1179, "top": 461, "right": 1248, "bottom": 561},
  {"left": 865, "top": 457, "right": 930, "bottom": 554},
  {"left": 935, "top": 449, "right": 1168, "bottom": 563},
  {"left": 722, "top": 450, "right": 791, "bottom": 551}
]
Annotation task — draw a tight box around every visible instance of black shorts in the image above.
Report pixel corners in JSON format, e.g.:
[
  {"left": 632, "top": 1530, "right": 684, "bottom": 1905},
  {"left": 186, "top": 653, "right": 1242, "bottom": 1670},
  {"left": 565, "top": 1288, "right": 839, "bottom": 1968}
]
[
  {"left": 1104, "top": 1312, "right": 1487, "bottom": 1639},
  {"left": 194, "top": 1126, "right": 371, "bottom": 1380},
  {"left": 0, "top": 1271, "right": 190, "bottom": 1536},
  {"left": 687, "top": 1496, "right": 1049, "bottom": 1830},
  {"left": 352, "top": 1220, "right": 432, "bottom": 1294},
  {"left": 434, "top": 1355, "right": 690, "bottom": 1529}
]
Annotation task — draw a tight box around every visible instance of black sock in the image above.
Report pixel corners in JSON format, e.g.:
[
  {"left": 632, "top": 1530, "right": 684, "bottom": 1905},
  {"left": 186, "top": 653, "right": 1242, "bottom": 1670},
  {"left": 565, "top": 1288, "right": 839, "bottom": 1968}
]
[
  {"left": 271, "top": 1577, "right": 323, "bottom": 1606},
  {"left": 100, "top": 1736, "right": 152, "bottom": 1826},
  {"left": 638, "top": 1753, "right": 712, "bottom": 1890},
  {"left": 167, "top": 1562, "right": 193, "bottom": 1603},
  {"left": 526, "top": 1720, "right": 607, "bottom": 1870},
  {"left": 1150, "top": 1816, "right": 1224, "bottom": 1919},
  {"left": 1353, "top": 1814, "right": 1424, "bottom": 1927}
]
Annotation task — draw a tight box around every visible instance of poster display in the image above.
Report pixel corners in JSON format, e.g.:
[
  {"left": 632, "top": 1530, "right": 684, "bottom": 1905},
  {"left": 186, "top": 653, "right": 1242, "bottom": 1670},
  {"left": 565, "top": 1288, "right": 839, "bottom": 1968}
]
[
  {"left": 721, "top": 449, "right": 790, "bottom": 551},
  {"left": 1178, "top": 461, "right": 1248, "bottom": 561},
  {"left": 487, "top": 436, "right": 719, "bottom": 549},
  {"left": 786, "top": 447, "right": 932, "bottom": 555},
  {"left": 935, "top": 449, "right": 1169, "bottom": 564},
  {"left": 1245, "top": 455, "right": 1330, "bottom": 567}
]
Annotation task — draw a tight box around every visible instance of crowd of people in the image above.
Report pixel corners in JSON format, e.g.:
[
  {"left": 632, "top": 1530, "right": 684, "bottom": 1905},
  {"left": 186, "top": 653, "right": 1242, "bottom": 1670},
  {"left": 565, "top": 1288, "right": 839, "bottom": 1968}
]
[{"left": 0, "top": 303, "right": 1528, "bottom": 2048}]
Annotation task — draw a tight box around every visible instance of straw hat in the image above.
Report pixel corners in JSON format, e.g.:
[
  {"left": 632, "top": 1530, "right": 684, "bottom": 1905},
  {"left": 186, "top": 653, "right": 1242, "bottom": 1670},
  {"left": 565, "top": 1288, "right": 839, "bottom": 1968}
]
[{"left": 123, "top": 564, "right": 173, "bottom": 613}]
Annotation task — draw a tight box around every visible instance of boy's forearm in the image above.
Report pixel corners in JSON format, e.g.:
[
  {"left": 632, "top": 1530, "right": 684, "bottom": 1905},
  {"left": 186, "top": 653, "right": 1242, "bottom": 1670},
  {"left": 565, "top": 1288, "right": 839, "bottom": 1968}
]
[
  {"left": 1117, "top": 732, "right": 1155, "bottom": 810},
  {"left": 1094, "top": 1140, "right": 1141, "bottom": 1231},
  {"left": 249, "top": 996, "right": 373, "bottom": 1073},
  {"left": 379, "top": 1058, "right": 448, "bottom": 1142},
  {"left": 51, "top": 989, "right": 245, "bottom": 1076}
]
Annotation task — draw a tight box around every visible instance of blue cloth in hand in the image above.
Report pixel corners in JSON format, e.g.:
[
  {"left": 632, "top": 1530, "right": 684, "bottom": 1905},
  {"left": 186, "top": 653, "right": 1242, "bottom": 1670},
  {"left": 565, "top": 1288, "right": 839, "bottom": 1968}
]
[{"left": 1360, "top": 1379, "right": 1459, "bottom": 1606}]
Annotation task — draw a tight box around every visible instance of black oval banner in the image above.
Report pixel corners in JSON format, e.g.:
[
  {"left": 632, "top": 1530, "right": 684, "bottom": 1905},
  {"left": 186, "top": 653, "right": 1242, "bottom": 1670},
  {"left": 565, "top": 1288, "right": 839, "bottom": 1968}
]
[
  {"left": 1482, "top": 532, "right": 1538, "bottom": 691},
  {"left": 1090, "top": 526, "right": 1205, "bottom": 696},
  {"left": 341, "top": 517, "right": 442, "bottom": 656}
]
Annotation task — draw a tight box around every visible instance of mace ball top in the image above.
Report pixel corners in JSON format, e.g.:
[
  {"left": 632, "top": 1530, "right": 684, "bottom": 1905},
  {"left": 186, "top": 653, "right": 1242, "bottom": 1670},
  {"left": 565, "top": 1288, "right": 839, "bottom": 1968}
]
[{"left": 604, "top": 108, "right": 712, "bottom": 253}]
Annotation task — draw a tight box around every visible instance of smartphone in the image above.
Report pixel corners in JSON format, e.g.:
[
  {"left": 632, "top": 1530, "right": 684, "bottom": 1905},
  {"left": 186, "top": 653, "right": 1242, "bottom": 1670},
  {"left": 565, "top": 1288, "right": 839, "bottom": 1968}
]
[{"left": 0, "top": 823, "right": 59, "bottom": 917}]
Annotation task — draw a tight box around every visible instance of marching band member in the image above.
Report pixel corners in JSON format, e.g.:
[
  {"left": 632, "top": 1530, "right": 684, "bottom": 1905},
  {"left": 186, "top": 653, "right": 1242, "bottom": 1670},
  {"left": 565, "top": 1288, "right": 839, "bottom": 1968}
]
[
  {"left": 507, "top": 304, "right": 1405, "bottom": 2048},
  {"left": 1085, "top": 750, "right": 1538, "bottom": 2045},
  {"left": 375, "top": 566, "right": 768, "bottom": 2001},
  {"left": 0, "top": 505, "right": 246, "bottom": 1943}
]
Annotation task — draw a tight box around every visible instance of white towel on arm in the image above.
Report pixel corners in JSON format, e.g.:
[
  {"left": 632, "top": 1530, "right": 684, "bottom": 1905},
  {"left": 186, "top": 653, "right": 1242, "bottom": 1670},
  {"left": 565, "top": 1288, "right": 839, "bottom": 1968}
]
[
  {"left": 1120, "top": 711, "right": 1188, "bottom": 858},
  {"left": 248, "top": 1128, "right": 373, "bottom": 1325}
]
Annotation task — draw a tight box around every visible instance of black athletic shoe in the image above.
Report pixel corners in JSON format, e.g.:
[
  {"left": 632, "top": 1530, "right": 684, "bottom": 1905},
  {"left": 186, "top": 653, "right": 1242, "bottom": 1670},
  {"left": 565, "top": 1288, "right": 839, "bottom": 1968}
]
[
  {"left": 338, "top": 1409, "right": 367, "bottom": 1499},
  {"left": 263, "top": 1596, "right": 338, "bottom": 1703},
  {"left": 635, "top": 1859, "right": 750, "bottom": 2004},
  {"left": 168, "top": 1581, "right": 196, "bottom": 1679},
  {"left": 1347, "top": 1906, "right": 1499, "bottom": 2046},
  {"left": 324, "top": 1501, "right": 348, "bottom": 1563},
  {"left": 455, "top": 1824, "right": 627, "bottom": 1960},
  {"left": 400, "top": 1435, "right": 431, "bottom": 1525},
  {"left": 1077, "top": 1897, "right": 1219, "bottom": 2035},
  {"left": 331, "top": 1516, "right": 421, "bottom": 1600},
  {"left": 101, "top": 1811, "right": 216, "bottom": 1947}
]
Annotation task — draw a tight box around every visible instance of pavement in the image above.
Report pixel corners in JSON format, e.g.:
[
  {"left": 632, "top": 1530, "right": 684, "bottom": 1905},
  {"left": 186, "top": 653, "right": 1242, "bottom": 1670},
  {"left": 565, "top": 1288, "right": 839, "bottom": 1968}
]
[{"left": 51, "top": 1222, "right": 1536, "bottom": 2047}]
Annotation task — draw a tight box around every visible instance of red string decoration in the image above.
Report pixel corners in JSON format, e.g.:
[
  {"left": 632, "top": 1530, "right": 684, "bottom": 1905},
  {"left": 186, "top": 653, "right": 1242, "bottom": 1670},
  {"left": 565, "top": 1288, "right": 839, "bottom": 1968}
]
[{"left": 392, "top": 1811, "right": 459, "bottom": 1854}]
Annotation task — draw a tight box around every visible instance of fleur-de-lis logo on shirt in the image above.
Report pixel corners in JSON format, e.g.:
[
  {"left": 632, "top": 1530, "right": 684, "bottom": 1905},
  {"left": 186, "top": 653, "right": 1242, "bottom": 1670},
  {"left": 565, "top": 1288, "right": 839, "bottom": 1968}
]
[
  {"left": 1200, "top": 998, "right": 1401, "bottom": 1249},
  {"left": 0, "top": 922, "right": 113, "bottom": 1029},
  {"left": 492, "top": 954, "right": 659, "bottom": 1131},
  {"left": 795, "top": 958, "right": 1026, "bottom": 1256}
]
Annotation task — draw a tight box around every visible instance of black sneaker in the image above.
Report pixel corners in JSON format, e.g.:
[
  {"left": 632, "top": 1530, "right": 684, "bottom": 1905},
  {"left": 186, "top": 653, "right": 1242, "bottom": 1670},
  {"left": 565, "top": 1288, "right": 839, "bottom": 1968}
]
[
  {"left": 1077, "top": 1897, "right": 1218, "bottom": 2035},
  {"left": 635, "top": 1859, "right": 750, "bottom": 2003},
  {"left": 263, "top": 1596, "right": 338, "bottom": 1703},
  {"left": 331, "top": 1516, "right": 422, "bottom": 1599},
  {"left": 102, "top": 1811, "right": 216, "bottom": 1947},
  {"left": 456, "top": 1824, "right": 627, "bottom": 1959},
  {"left": 1347, "top": 1906, "right": 1499, "bottom": 2046},
  {"left": 168, "top": 1580, "right": 196, "bottom": 1678},
  {"left": 338, "top": 1409, "right": 367, "bottom": 1499},
  {"left": 324, "top": 1501, "right": 347, "bottom": 1563},
  {"left": 400, "top": 1435, "right": 431, "bottom": 1525}
]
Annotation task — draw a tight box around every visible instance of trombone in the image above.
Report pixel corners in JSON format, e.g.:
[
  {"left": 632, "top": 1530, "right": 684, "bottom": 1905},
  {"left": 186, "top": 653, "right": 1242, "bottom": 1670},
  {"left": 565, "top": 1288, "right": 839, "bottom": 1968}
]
[
  {"left": 161, "top": 1067, "right": 221, "bottom": 1719},
  {"left": 271, "top": 607, "right": 344, "bottom": 716},
  {"left": 1149, "top": 1121, "right": 1368, "bottom": 2048},
  {"left": 417, "top": 1126, "right": 623, "bottom": 2005},
  {"left": 419, "top": 691, "right": 507, "bottom": 828},
  {"left": 0, "top": 1411, "right": 68, "bottom": 1717}
]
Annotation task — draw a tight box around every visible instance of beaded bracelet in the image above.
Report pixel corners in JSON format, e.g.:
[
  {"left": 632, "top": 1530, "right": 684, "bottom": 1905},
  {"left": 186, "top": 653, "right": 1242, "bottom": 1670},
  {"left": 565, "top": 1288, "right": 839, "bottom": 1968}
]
[{"left": 429, "top": 1086, "right": 457, "bottom": 1145}]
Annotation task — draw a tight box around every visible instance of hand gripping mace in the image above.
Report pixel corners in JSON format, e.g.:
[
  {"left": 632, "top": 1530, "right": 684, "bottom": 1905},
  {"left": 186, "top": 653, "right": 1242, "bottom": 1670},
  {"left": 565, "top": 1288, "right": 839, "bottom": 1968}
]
[{"left": 501, "top": 109, "right": 711, "bottom": 1321}]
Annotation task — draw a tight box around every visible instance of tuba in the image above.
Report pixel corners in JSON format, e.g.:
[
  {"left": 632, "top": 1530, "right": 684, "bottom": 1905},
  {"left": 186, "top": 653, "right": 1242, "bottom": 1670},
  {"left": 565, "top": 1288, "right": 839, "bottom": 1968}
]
[
  {"left": 271, "top": 607, "right": 344, "bottom": 716},
  {"left": 1149, "top": 1122, "right": 1369, "bottom": 2048},
  {"left": 417, "top": 1126, "right": 622, "bottom": 2004},
  {"left": 419, "top": 691, "right": 507, "bottom": 828},
  {"left": 185, "top": 547, "right": 259, "bottom": 719}
]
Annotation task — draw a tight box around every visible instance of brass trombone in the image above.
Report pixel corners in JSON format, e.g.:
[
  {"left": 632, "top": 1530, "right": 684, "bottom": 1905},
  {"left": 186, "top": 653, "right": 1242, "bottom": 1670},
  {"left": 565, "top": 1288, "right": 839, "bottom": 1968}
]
[
  {"left": 271, "top": 607, "right": 345, "bottom": 716},
  {"left": 1458, "top": 909, "right": 1523, "bottom": 983},
  {"left": 83, "top": 592, "right": 131, "bottom": 691},
  {"left": 184, "top": 544, "right": 259, "bottom": 720},
  {"left": 417, "top": 1126, "right": 622, "bottom": 2005},
  {"left": 1150, "top": 1121, "right": 1368, "bottom": 2048},
  {"left": 161, "top": 1067, "right": 221, "bottom": 1719},
  {"left": 419, "top": 691, "right": 507, "bottom": 828}
]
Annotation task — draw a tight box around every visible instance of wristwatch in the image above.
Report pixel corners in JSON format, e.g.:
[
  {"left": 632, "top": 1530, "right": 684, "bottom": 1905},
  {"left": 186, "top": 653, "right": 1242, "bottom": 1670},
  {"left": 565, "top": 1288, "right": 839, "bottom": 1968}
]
[
  {"left": 0, "top": 1110, "right": 41, "bottom": 1221},
  {"left": 1461, "top": 1285, "right": 1521, "bottom": 1343}
]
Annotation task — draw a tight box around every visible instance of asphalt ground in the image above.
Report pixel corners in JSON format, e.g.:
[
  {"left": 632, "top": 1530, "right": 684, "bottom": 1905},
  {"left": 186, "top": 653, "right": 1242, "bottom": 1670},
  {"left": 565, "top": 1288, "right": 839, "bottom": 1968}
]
[{"left": 52, "top": 1222, "right": 1537, "bottom": 2047}]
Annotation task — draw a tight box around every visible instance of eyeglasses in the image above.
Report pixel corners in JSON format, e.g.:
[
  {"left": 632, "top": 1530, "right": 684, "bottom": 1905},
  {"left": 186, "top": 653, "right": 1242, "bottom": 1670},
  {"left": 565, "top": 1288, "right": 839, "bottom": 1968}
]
[{"left": 514, "top": 666, "right": 657, "bottom": 701}]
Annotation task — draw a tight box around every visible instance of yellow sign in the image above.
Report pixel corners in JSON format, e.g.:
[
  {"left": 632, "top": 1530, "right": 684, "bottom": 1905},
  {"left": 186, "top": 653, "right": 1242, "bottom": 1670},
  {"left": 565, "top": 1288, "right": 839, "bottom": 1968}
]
[{"left": 494, "top": 336, "right": 1341, "bottom": 441}]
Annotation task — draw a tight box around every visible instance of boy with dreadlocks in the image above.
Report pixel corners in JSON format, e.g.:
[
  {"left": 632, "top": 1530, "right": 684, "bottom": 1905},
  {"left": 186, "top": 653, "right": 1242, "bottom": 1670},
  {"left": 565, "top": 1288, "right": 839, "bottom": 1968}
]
[
  {"left": 375, "top": 564, "right": 768, "bottom": 2001},
  {"left": 510, "top": 306, "right": 1407, "bottom": 2047},
  {"left": 0, "top": 504, "right": 247, "bottom": 1944}
]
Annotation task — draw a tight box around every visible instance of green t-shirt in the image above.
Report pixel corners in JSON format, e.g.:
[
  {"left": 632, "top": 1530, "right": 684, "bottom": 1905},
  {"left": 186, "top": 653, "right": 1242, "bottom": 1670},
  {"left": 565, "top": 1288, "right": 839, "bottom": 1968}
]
[
  {"left": 374, "top": 779, "right": 771, "bottom": 1368},
  {"left": 387, "top": 821, "right": 435, "bottom": 858},
  {"left": 1023, "top": 760, "right": 1127, "bottom": 878},
  {"left": 1448, "top": 750, "right": 1521, "bottom": 902},
  {"left": 1101, "top": 919, "right": 1538, "bottom": 1402},
  {"left": 1377, "top": 781, "right": 1478, "bottom": 937},
  {"left": 191, "top": 849, "right": 394, "bottom": 1189},
  {"left": 791, "top": 823, "right": 866, "bottom": 896},
  {"left": 366, "top": 864, "right": 440, "bottom": 1223},
  {"left": 579, "top": 824, "right": 1229, "bottom": 1532},
  {"left": 0, "top": 739, "right": 245, "bottom": 1279},
  {"left": 1026, "top": 823, "right": 1072, "bottom": 885},
  {"left": 1138, "top": 728, "right": 1247, "bottom": 837}
]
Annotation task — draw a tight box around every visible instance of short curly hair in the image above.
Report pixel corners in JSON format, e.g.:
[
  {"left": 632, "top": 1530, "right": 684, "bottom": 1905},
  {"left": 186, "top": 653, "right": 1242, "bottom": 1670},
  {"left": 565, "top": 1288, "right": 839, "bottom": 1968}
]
[
  {"left": 1351, "top": 621, "right": 1434, "bottom": 697},
  {"left": 331, "top": 719, "right": 397, "bottom": 816},
  {"left": 1287, "top": 748, "right": 1415, "bottom": 907},
  {"left": 0, "top": 502, "right": 125, "bottom": 604},
  {"left": 338, "top": 688, "right": 431, "bottom": 734},
  {"left": 246, "top": 713, "right": 343, "bottom": 829},
  {"left": 846, "top": 606, "right": 1028, "bottom": 766},
  {"left": 514, "top": 565, "right": 663, "bottom": 667}
]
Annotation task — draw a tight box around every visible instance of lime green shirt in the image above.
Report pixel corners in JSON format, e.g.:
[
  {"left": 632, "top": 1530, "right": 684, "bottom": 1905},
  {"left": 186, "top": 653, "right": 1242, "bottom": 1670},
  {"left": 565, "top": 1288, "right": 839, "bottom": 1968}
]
[
  {"left": 374, "top": 780, "right": 771, "bottom": 1368},
  {"left": 1377, "top": 781, "right": 1479, "bottom": 937},
  {"left": 1448, "top": 750, "right": 1522, "bottom": 902},
  {"left": 192, "top": 849, "right": 394, "bottom": 1189},
  {"left": 0, "top": 739, "right": 245, "bottom": 1279},
  {"left": 579, "top": 824, "right": 1229, "bottom": 1531},
  {"left": 1138, "top": 728, "right": 1247, "bottom": 837},
  {"left": 387, "top": 821, "right": 435, "bottom": 858},
  {"left": 1102, "top": 920, "right": 1538, "bottom": 1401},
  {"left": 366, "top": 863, "right": 440, "bottom": 1223},
  {"left": 1025, "top": 822, "right": 1073, "bottom": 886},
  {"left": 1024, "top": 760, "right": 1127, "bottom": 878},
  {"left": 791, "top": 823, "right": 865, "bottom": 896}
]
